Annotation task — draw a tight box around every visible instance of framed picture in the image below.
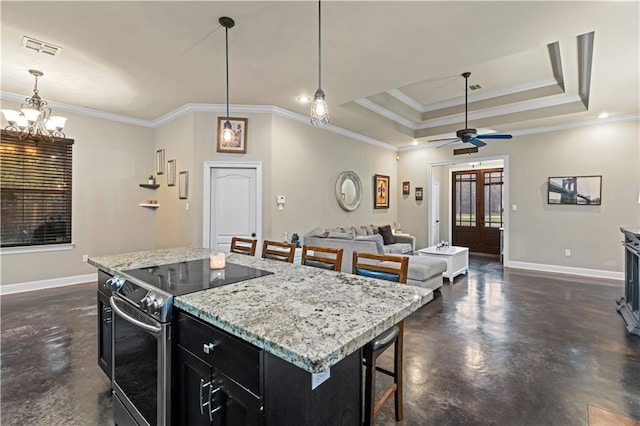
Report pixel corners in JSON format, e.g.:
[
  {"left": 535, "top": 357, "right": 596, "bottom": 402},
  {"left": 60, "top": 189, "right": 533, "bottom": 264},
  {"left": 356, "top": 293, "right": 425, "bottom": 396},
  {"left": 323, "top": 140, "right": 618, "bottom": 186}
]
[
  {"left": 155, "top": 149, "right": 165, "bottom": 175},
  {"left": 547, "top": 175, "right": 602, "bottom": 205},
  {"left": 179, "top": 171, "right": 189, "bottom": 199},
  {"left": 402, "top": 181, "right": 410, "bottom": 195},
  {"left": 217, "top": 117, "right": 248, "bottom": 154},
  {"left": 415, "top": 187, "right": 423, "bottom": 201},
  {"left": 167, "top": 159, "right": 176, "bottom": 186},
  {"left": 374, "top": 174, "right": 390, "bottom": 209}
]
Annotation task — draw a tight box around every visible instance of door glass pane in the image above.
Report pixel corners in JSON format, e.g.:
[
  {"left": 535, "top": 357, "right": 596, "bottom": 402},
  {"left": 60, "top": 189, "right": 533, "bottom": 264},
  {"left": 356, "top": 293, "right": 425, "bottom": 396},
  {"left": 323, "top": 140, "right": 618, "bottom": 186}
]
[
  {"left": 455, "top": 173, "right": 476, "bottom": 227},
  {"left": 483, "top": 171, "right": 504, "bottom": 228}
]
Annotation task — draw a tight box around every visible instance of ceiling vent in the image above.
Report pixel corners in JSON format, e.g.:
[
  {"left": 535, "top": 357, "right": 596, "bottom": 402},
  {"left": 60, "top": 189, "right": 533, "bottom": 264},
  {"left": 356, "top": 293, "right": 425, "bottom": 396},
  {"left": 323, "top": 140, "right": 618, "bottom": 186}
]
[
  {"left": 21, "top": 36, "right": 62, "bottom": 56},
  {"left": 469, "top": 84, "right": 482, "bottom": 91}
]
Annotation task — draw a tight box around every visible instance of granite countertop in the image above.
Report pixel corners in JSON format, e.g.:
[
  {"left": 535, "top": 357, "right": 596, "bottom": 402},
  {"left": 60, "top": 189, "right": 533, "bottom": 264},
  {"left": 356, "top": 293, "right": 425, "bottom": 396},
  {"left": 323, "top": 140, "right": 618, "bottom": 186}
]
[{"left": 88, "top": 247, "right": 434, "bottom": 374}]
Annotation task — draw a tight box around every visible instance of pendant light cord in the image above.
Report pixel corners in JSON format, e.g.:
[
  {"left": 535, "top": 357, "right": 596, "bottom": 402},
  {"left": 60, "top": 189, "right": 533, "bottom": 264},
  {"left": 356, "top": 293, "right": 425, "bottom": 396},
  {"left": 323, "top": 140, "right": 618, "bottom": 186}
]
[
  {"left": 318, "top": 0, "right": 322, "bottom": 90},
  {"left": 464, "top": 75, "right": 468, "bottom": 129},
  {"left": 225, "top": 25, "right": 230, "bottom": 120}
]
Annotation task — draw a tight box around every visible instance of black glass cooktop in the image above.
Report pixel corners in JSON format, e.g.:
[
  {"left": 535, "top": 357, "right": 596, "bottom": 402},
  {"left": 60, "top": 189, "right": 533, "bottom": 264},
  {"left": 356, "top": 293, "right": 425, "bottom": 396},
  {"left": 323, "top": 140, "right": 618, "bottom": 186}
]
[{"left": 123, "top": 259, "right": 273, "bottom": 296}]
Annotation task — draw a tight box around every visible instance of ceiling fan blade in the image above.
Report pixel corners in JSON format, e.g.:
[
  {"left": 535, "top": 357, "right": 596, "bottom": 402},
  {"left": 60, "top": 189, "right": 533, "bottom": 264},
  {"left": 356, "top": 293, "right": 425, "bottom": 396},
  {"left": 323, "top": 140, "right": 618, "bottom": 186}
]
[
  {"left": 436, "top": 138, "right": 461, "bottom": 149},
  {"left": 477, "top": 134, "right": 513, "bottom": 139},
  {"left": 469, "top": 138, "right": 487, "bottom": 148},
  {"left": 428, "top": 137, "right": 459, "bottom": 143}
]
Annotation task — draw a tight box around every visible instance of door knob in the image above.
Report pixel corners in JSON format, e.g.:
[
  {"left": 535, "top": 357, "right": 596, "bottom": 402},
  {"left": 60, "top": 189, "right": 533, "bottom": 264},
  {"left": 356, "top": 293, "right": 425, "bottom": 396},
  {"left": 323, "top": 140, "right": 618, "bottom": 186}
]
[{"left": 251, "top": 233, "right": 256, "bottom": 237}]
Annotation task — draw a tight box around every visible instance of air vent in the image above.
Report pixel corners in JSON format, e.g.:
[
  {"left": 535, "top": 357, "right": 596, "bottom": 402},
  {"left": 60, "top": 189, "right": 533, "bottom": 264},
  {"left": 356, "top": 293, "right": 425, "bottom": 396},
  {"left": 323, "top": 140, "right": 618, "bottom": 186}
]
[
  {"left": 469, "top": 84, "right": 482, "bottom": 91},
  {"left": 21, "top": 36, "right": 62, "bottom": 56}
]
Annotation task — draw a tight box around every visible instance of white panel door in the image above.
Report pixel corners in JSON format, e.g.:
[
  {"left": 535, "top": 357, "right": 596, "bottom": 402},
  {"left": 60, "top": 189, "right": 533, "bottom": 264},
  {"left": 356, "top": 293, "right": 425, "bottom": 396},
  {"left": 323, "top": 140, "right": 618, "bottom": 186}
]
[
  {"left": 430, "top": 181, "right": 440, "bottom": 246},
  {"left": 210, "top": 168, "right": 257, "bottom": 252}
]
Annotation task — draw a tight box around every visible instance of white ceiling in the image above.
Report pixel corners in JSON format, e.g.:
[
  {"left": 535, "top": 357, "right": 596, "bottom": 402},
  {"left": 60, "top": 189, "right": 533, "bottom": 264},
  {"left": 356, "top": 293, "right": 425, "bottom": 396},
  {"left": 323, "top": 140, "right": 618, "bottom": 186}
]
[{"left": 1, "top": 1, "right": 638, "bottom": 149}]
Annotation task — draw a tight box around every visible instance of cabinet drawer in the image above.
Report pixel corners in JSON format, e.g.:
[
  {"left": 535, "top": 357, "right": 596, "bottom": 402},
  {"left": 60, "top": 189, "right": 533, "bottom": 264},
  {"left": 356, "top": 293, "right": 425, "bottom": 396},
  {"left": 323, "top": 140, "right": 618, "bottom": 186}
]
[{"left": 176, "top": 310, "right": 262, "bottom": 395}]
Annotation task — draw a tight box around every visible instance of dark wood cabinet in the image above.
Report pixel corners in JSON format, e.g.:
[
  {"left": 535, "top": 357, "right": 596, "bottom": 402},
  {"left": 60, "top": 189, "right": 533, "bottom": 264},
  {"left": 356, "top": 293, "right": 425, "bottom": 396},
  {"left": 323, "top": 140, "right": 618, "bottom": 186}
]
[
  {"left": 174, "top": 312, "right": 262, "bottom": 425},
  {"left": 174, "top": 310, "right": 361, "bottom": 426},
  {"left": 97, "top": 271, "right": 113, "bottom": 380},
  {"left": 617, "top": 227, "right": 640, "bottom": 336}
]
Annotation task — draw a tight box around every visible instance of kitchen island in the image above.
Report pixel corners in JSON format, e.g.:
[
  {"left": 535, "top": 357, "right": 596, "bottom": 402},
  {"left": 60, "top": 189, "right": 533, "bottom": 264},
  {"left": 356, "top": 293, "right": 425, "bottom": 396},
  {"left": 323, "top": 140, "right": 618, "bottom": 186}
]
[{"left": 89, "top": 247, "right": 434, "bottom": 425}]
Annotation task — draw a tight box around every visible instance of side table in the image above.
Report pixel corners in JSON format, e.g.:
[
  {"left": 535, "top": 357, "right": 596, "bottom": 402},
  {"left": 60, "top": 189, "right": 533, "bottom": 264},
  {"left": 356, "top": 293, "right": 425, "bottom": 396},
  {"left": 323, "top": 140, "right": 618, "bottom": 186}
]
[{"left": 416, "top": 246, "right": 469, "bottom": 282}]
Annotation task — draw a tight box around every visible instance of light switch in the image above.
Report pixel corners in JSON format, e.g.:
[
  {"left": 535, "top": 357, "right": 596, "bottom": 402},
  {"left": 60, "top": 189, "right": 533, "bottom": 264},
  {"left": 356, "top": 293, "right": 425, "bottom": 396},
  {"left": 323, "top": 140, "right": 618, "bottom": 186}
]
[{"left": 511, "top": 204, "right": 517, "bottom": 211}]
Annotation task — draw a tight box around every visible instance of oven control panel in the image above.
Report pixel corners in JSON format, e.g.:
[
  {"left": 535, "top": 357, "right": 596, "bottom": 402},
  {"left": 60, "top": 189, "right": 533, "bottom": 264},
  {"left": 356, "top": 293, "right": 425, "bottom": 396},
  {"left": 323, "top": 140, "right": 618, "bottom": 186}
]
[{"left": 139, "top": 290, "right": 173, "bottom": 321}]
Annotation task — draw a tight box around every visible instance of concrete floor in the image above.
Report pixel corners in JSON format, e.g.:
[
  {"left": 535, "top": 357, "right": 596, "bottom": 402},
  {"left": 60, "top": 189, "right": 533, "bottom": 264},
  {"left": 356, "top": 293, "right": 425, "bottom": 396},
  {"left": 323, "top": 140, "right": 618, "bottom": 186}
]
[{"left": 1, "top": 256, "right": 639, "bottom": 425}]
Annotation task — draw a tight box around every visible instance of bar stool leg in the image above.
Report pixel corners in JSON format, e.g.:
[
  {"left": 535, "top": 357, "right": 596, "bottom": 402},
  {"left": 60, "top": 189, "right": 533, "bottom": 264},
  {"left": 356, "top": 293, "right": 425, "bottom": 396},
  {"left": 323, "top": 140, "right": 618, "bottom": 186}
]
[
  {"left": 363, "top": 349, "right": 376, "bottom": 426},
  {"left": 395, "top": 321, "right": 404, "bottom": 421}
]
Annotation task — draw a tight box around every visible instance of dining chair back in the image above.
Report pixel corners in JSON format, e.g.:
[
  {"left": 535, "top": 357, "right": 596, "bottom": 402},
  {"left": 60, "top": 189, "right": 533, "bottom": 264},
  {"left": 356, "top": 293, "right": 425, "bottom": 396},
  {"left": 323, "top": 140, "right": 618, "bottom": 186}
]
[
  {"left": 301, "top": 245, "right": 344, "bottom": 272},
  {"left": 262, "top": 240, "right": 296, "bottom": 263},
  {"left": 230, "top": 237, "right": 257, "bottom": 256}
]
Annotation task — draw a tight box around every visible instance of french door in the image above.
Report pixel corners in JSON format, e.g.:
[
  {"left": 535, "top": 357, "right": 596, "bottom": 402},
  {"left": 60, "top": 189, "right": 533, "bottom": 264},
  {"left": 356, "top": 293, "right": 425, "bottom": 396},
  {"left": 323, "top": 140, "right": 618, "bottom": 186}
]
[{"left": 452, "top": 168, "right": 504, "bottom": 255}]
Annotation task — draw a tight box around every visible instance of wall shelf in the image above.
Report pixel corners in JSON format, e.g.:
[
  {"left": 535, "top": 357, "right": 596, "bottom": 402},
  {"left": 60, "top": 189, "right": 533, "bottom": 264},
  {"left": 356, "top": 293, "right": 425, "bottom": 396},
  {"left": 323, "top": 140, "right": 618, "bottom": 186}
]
[
  {"left": 140, "top": 184, "right": 160, "bottom": 189},
  {"left": 139, "top": 203, "right": 160, "bottom": 208}
]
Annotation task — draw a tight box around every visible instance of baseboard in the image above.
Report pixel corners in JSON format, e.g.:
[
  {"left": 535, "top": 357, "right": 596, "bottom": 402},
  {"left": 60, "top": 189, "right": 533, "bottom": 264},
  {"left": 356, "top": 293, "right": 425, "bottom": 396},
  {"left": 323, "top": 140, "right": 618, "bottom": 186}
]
[
  {"left": 0, "top": 273, "right": 98, "bottom": 295},
  {"left": 505, "top": 261, "right": 623, "bottom": 281}
]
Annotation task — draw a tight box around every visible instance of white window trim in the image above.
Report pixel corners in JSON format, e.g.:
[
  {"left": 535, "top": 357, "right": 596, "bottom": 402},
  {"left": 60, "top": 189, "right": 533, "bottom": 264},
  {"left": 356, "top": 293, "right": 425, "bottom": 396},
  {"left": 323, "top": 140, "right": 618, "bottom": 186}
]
[{"left": 0, "top": 243, "right": 75, "bottom": 255}]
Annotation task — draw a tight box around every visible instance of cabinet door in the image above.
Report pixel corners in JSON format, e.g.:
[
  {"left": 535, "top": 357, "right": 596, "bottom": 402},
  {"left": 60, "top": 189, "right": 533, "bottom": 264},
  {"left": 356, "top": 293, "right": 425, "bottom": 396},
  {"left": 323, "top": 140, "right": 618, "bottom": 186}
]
[
  {"left": 176, "top": 345, "right": 215, "bottom": 426},
  {"left": 213, "top": 370, "right": 262, "bottom": 425},
  {"left": 97, "top": 290, "right": 112, "bottom": 380}
]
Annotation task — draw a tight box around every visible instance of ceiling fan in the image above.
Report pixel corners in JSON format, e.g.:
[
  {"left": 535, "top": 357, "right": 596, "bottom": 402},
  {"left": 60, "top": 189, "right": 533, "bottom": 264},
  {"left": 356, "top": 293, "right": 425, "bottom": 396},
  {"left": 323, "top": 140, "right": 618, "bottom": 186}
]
[{"left": 430, "top": 72, "right": 512, "bottom": 149}]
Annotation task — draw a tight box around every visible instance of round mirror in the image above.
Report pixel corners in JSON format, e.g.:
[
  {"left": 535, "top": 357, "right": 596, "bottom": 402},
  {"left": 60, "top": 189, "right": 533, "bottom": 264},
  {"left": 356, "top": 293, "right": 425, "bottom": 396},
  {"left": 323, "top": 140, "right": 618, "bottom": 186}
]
[{"left": 335, "top": 171, "right": 362, "bottom": 211}]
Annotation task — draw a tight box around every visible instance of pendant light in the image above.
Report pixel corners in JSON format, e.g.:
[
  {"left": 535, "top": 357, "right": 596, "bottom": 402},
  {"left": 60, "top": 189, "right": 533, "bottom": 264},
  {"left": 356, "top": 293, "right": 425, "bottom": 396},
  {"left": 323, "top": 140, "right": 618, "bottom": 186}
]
[
  {"left": 310, "top": 0, "right": 328, "bottom": 126},
  {"left": 220, "top": 16, "right": 235, "bottom": 144}
]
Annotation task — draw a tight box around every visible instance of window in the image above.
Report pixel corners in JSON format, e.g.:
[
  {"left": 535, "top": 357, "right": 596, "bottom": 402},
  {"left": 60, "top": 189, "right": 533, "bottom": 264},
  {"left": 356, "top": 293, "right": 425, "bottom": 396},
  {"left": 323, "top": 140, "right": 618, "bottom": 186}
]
[{"left": 1, "top": 131, "right": 73, "bottom": 248}]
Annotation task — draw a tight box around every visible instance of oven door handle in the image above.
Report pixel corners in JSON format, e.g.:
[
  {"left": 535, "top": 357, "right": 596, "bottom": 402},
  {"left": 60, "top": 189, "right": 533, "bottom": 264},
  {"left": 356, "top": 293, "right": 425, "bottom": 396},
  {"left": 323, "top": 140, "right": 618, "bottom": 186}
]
[{"left": 110, "top": 295, "right": 162, "bottom": 334}]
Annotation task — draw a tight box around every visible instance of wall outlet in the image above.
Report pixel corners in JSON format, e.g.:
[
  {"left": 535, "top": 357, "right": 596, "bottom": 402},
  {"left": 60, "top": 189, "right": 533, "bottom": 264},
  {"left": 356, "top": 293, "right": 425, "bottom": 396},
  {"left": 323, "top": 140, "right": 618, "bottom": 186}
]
[
  {"left": 82, "top": 254, "right": 89, "bottom": 263},
  {"left": 564, "top": 249, "right": 571, "bottom": 257},
  {"left": 185, "top": 202, "right": 189, "bottom": 211}
]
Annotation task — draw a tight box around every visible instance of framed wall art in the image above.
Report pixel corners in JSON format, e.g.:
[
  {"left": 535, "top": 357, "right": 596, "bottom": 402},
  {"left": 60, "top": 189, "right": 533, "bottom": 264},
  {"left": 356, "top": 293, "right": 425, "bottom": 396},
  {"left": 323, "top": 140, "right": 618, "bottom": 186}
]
[
  {"left": 155, "top": 149, "right": 165, "bottom": 175},
  {"left": 415, "top": 187, "right": 423, "bottom": 201},
  {"left": 167, "top": 159, "right": 176, "bottom": 186},
  {"left": 374, "top": 174, "right": 390, "bottom": 209},
  {"left": 547, "top": 175, "right": 602, "bottom": 205},
  {"left": 217, "top": 117, "right": 248, "bottom": 154},
  {"left": 402, "top": 181, "right": 410, "bottom": 195},
  {"left": 179, "top": 171, "right": 189, "bottom": 199}
]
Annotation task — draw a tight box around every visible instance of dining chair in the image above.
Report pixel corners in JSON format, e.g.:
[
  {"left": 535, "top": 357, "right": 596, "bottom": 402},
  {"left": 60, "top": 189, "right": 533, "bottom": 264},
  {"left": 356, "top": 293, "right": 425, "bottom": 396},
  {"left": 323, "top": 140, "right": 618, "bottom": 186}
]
[
  {"left": 301, "top": 245, "right": 344, "bottom": 272},
  {"left": 262, "top": 240, "right": 296, "bottom": 263},
  {"left": 230, "top": 237, "right": 257, "bottom": 256},
  {"left": 352, "top": 251, "right": 409, "bottom": 425}
]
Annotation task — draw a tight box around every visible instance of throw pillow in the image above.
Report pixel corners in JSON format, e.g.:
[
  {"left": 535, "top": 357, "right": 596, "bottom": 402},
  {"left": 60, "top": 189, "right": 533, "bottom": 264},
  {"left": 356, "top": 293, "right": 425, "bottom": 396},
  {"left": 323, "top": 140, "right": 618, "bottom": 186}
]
[
  {"left": 307, "top": 227, "right": 329, "bottom": 238},
  {"left": 353, "top": 225, "right": 369, "bottom": 237},
  {"left": 378, "top": 225, "right": 396, "bottom": 245},
  {"left": 327, "top": 231, "right": 355, "bottom": 240},
  {"left": 355, "top": 234, "right": 385, "bottom": 254}
]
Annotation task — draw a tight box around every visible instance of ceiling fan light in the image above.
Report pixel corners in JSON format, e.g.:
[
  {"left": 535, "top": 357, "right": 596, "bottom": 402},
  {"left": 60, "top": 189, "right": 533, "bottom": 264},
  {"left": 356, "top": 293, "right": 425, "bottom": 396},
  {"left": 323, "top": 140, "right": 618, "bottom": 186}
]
[{"left": 310, "top": 89, "right": 328, "bottom": 126}]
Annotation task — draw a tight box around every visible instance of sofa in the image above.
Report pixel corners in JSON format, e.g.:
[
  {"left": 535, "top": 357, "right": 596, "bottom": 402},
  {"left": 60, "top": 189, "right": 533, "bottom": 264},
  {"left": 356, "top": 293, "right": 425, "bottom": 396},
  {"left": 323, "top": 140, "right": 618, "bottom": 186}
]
[{"left": 303, "top": 225, "right": 446, "bottom": 290}]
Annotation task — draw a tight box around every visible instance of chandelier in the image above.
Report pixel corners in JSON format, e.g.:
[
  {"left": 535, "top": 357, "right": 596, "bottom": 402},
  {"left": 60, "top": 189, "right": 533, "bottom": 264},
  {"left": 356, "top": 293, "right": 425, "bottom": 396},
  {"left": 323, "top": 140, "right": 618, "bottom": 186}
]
[{"left": 1, "top": 69, "right": 67, "bottom": 142}]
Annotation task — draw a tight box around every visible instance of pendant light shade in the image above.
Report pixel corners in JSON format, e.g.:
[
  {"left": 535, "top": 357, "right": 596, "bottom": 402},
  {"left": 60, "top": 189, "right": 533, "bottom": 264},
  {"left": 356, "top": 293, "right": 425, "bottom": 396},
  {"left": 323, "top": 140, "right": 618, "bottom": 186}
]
[
  {"left": 310, "top": 0, "right": 328, "bottom": 126},
  {"left": 220, "top": 16, "right": 235, "bottom": 143}
]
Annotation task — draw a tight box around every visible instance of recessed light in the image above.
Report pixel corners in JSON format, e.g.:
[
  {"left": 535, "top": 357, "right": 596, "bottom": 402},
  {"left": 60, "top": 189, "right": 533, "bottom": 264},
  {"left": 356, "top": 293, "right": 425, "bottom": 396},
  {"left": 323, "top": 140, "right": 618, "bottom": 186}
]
[
  {"left": 412, "top": 141, "right": 419, "bottom": 146},
  {"left": 597, "top": 112, "right": 609, "bottom": 119},
  {"left": 296, "top": 95, "right": 311, "bottom": 103}
]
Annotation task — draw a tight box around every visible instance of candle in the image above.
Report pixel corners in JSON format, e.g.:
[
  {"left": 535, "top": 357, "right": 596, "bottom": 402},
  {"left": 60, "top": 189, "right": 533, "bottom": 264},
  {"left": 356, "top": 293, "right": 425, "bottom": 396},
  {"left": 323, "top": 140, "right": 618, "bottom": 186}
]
[{"left": 209, "top": 252, "right": 226, "bottom": 269}]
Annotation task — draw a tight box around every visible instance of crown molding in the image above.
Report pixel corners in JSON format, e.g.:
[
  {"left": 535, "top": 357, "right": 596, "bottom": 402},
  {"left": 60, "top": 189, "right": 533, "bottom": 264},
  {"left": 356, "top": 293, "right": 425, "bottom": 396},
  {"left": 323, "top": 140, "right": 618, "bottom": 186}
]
[
  {"left": 354, "top": 98, "right": 417, "bottom": 130},
  {"left": 0, "top": 91, "right": 155, "bottom": 127},
  {"left": 0, "top": 92, "right": 398, "bottom": 152},
  {"left": 398, "top": 112, "right": 640, "bottom": 152}
]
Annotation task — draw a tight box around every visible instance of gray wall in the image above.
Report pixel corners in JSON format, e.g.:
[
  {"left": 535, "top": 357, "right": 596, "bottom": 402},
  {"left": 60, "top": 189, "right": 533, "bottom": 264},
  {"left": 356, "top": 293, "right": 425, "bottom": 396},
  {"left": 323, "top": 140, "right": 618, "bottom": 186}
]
[
  {"left": 398, "top": 119, "right": 640, "bottom": 273},
  {"left": 1, "top": 105, "right": 156, "bottom": 285}
]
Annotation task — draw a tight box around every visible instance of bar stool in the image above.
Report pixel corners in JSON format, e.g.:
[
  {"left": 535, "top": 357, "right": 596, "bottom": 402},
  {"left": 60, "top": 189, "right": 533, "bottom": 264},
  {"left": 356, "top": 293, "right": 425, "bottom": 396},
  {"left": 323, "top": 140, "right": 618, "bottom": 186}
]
[
  {"left": 301, "top": 245, "right": 344, "bottom": 272},
  {"left": 230, "top": 237, "right": 257, "bottom": 256},
  {"left": 352, "top": 251, "right": 409, "bottom": 425},
  {"left": 262, "top": 240, "right": 296, "bottom": 263}
]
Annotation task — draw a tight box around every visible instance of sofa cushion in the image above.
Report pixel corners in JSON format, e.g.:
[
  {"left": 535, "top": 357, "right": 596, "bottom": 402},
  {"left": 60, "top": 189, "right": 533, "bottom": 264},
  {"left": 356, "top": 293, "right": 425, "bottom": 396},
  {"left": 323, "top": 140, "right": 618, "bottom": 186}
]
[
  {"left": 368, "top": 225, "right": 378, "bottom": 235},
  {"left": 406, "top": 256, "right": 447, "bottom": 281},
  {"left": 307, "top": 227, "right": 329, "bottom": 238},
  {"left": 378, "top": 225, "right": 396, "bottom": 245},
  {"left": 355, "top": 234, "right": 385, "bottom": 254},
  {"left": 383, "top": 243, "right": 412, "bottom": 255},
  {"left": 352, "top": 225, "right": 370, "bottom": 237},
  {"left": 327, "top": 231, "right": 354, "bottom": 240}
]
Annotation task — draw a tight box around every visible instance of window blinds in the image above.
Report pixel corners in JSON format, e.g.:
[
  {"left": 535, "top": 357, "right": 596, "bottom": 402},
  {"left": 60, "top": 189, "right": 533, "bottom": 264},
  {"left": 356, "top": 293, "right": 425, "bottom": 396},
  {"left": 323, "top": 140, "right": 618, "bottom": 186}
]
[{"left": 1, "top": 131, "right": 73, "bottom": 247}]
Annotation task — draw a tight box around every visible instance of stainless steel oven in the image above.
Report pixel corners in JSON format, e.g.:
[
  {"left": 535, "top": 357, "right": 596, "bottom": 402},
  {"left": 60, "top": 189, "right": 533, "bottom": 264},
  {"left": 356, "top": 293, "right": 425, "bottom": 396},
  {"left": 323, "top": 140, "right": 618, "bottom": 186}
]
[{"left": 110, "top": 293, "right": 171, "bottom": 426}]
